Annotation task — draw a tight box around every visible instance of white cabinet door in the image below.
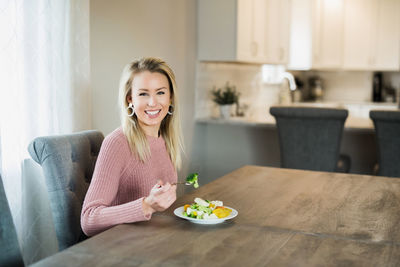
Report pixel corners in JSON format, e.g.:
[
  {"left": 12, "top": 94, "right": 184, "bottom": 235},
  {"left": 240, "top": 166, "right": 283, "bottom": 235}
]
[
  {"left": 237, "top": 0, "right": 268, "bottom": 63},
  {"left": 343, "top": 0, "right": 400, "bottom": 70},
  {"left": 288, "top": 0, "right": 313, "bottom": 70},
  {"left": 289, "top": 0, "right": 344, "bottom": 70},
  {"left": 263, "top": 0, "right": 290, "bottom": 64},
  {"left": 277, "top": 0, "right": 291, "bottom": 64},
  {"left": 237, "top": 0, "right": 255, "bottom": 61},
  {"left": 374, "top": 0, "right": 400, "bottom": 70},
  {"left": 343, "top": 0, "right": 374, "bottom": 70},
  {"left": 253, "top": 0, "right": 268, "bottom": 62},
  {"left": 312, "top": 0, "right": 344, "bottom": 69},
  {"left": 238, "top": 0, "right": 272, "bottom": 63}
]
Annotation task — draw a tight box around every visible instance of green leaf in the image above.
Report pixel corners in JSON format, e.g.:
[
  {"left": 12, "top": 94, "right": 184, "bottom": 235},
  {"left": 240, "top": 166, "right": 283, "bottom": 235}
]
[{"left": 211, "top": 82, "right": 240, "bottom": 105}]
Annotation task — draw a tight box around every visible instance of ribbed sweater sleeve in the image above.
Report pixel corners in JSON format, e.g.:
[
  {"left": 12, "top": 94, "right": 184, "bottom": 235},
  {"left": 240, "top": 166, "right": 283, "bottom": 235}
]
[{"left": 81, "top": 130, "right": 150, "bottom": 236}]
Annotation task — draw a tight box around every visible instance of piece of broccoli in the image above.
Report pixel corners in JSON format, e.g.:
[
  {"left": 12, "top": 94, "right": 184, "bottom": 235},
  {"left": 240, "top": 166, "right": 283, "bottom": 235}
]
[
  {"left": 198, "top": 205, "right": 212, "bottom": 214},
  {"left": 185, "top": 173, "right": 199, "bottom": 188}
]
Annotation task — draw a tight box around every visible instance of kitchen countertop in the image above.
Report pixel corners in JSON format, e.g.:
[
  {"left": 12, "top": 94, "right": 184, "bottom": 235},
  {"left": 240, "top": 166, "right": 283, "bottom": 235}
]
[
  {"left": 196, "top": 116, "right": 374, "bottom": 132},
  {"left": 197, "top": 102, "right": 399, "bottom": 132}
]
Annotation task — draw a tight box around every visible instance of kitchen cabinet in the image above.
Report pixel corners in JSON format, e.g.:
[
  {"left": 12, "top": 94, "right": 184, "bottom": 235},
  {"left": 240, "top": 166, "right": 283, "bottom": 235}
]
[
  {"left": 289, "top": 0, "right": 344, "bottom": 70},
  {"left": 343, "top": 0, "right": 400, "bottom": 70},
  {"left": 288, "top": 0, "right": 344, "bottom": 70},
  {"left": 198, "top": 0, "right": 290, "bottom": 64},
  {"left": 289, "top": 0, "right": 400, "bottom": 71},
  {"left": 264, "top": 0, "right": 291, "bottom": 64},
  {"left": 288, "top": 0, "right": 313, "bottom": 70},
  {"left": 374, "top": 0, "right": 400, "bottom": 70},
  {"left": 342, "top": 0, "right": 374, "bottom": 70},
  {"left": 235, "top": 0, "right": 266, "bottom": 62},
  {"left": 312, "top": 0, "right": 344, "bottom": 69}
]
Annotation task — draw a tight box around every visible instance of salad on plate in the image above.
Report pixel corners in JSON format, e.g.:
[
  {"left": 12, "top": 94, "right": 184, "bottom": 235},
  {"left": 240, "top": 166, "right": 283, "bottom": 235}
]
[{"left": 182, "top": 197, "right": 232, "bottom": 220}]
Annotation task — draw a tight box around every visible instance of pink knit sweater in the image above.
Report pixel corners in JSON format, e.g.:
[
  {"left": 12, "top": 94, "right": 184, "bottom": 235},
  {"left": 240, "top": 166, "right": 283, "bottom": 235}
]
[{"left": 81, "top": 128, "right": 177, "bottom": 236}]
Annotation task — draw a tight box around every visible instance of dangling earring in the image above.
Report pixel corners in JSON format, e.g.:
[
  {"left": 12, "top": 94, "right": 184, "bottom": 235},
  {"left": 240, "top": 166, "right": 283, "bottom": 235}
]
[
  {"left": 167, "top": 105, "right": 174, "bottom": 115},
  {"left": 127, "top": 103, "right": 135, "bottom": 117}
]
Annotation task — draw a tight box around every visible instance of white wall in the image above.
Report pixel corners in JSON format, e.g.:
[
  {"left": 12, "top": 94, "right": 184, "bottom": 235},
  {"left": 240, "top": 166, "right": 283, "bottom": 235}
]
[{"left": 90, "top": 0, "right": 197, "bottom": 193}]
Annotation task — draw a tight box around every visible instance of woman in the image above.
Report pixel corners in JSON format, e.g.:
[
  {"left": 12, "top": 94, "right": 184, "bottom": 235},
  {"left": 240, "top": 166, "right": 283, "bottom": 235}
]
[{"left": 81, "top": 57, "right": 183, "bottom": 236}]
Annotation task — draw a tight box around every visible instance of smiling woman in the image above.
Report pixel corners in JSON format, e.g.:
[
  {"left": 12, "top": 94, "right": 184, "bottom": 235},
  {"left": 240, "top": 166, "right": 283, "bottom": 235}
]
[
  {"left": 119, "top": 58, "right": 183, "bottom": 167},
  {"left": 81, "top": 57, "right": 184, "bottom": 236}
]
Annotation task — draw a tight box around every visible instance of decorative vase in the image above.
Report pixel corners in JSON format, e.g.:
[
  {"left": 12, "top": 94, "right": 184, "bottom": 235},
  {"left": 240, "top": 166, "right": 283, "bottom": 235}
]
[{"left": 220, "top": 104, "right": 233, "bottom": 119}]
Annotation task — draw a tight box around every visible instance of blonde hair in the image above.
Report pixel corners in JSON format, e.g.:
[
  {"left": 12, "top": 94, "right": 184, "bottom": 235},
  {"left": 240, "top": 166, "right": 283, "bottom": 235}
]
[{"left": 118, "top": 57, "right": 183, "bottom": 170}]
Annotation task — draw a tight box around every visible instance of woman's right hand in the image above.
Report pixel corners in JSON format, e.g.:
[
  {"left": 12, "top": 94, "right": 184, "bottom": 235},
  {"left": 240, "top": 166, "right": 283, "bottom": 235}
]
[{"left": 142, "top": 180, "right": 177, "bottom": 215}]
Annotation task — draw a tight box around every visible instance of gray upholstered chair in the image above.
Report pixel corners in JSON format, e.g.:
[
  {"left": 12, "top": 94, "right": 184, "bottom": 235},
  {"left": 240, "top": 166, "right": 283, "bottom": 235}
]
[
  {"left": 370, "top": 110, "right": 400, "bottom": 178},
  {"left": 270, "top": 107, "right": 349, "bottom": 172},
  {"left": 28, "top": 130, "right": 104, "bottom": 251},
  {"left": 0, "top": 175, "right": 24, "bottom": 267}
]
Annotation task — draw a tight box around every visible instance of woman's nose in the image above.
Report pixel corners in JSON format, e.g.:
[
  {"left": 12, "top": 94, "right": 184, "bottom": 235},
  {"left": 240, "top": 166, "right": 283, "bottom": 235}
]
[{"left": 148, "top": 95, "right": 157, "bottom": 106}]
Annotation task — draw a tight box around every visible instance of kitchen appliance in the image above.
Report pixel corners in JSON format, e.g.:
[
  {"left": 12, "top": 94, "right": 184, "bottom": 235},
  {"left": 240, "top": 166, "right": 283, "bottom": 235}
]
[
  {"left": 309, "top": 76, "right": 323, "bottom": 102},
  {"left": 372, "top": 72, "right": 383, "bottom": 102}
]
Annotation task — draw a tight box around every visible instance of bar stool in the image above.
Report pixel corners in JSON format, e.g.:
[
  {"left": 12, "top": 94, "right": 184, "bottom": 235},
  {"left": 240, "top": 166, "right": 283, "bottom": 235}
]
[
  {"left": 370, "top": 110, "right": 400, "bottom": 178},
  {"left": 270, "top": 106, "right": 349, "bottom": 172}
]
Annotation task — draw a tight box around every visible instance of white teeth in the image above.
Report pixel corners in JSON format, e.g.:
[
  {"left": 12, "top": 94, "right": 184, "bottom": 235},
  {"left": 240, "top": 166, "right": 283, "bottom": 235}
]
[{"left": 146, "top": 110, "right": 160, "bottom": 115}]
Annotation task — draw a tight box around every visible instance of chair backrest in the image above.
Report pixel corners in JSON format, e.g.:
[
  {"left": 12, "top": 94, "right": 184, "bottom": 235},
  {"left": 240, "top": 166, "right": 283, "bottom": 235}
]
[
  {"left": 28, "top": 130, "right": 104, "bottom": 251},
  {"left": 370, "top": 110, "right": 400, "bottom": 178},
  {"left": 270, "top": 107, "right": 348, "bottom": 172},
  {"left": 0, "top": 175, "right": 24, "bottom": 267}
]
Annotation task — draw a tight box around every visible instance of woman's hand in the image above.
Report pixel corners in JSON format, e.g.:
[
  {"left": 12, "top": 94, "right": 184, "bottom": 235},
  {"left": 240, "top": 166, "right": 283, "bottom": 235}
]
[{"left": 142, "top": 180, "right": 177, "bottom": 215}]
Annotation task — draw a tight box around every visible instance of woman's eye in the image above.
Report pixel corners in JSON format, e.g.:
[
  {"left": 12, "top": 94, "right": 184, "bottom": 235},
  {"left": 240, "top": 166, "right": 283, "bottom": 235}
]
[
  {"left": 138, "top": 92, "right": 148, "bottom": 96},
  {"left": 157, "top": 91, "right": 165, "bottom": 95}
]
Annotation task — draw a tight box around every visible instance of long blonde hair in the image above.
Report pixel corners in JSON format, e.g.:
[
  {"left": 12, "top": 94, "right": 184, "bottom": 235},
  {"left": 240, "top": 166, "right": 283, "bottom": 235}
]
[{"left": 118, "top": 57, "right": 183, "bottom": 170}]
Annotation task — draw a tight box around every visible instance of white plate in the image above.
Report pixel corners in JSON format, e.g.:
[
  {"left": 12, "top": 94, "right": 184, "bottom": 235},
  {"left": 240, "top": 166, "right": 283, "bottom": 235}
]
[{"left": 173, "top": 206, "right": 238, "bottom": 224}]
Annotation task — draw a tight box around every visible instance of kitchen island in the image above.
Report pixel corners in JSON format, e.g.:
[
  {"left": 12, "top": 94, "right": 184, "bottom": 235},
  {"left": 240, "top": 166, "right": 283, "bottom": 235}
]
[
  {"left": 190, "top": 102, "right": 398, "bottom": 185},
  {"left": 196, "top": 114, "right": 374, "bottom": 132},
  {"left": 198, "top": 101, "right": 399, "bottom": 131},
  {"left": 32, "top": 166, "right": 400, "bottom": 266}
]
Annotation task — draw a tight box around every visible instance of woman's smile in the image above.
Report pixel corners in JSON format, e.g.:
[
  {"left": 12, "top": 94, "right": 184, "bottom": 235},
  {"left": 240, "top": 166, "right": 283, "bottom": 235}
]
[{"left": 145, "top": 109, "right": 161, "bottom": 118}]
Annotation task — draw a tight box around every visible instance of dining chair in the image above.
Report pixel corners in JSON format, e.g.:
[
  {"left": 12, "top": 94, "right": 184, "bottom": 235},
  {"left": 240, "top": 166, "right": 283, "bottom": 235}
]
[
  {"left": 28, "top": 130, "right": 104, "bottom": 251},
  {"left": 0, "top": 174, "right": 25, "bottom": 267},
  {"left": 270, "top": 106, "right": 349, "bottom": 172},
  {"left": 369, "top": 110, "right": 400, "bottom": 178}
]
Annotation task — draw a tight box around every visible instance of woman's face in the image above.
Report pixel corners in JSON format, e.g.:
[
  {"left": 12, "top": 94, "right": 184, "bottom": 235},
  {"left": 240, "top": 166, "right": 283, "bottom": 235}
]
[{"left": 128, "top": 71, "right": 171, "bottom": 137}]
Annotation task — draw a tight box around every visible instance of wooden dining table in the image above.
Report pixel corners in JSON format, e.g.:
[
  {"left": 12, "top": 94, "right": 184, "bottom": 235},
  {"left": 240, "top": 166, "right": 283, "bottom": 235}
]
[{"left": 32, "top": 165, "right": 400, "bottom": 266}]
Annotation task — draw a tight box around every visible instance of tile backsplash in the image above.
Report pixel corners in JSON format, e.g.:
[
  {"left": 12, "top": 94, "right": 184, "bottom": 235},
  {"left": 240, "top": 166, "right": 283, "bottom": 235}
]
[
  {"left": 195, "top": 62, "right": 279, "bottom": 120},
  {"left": 294, "top": 71, "right": 373, "bottom": 103},
  {"left": 195, "top": 61, "right": 395, "bottom": 120}
]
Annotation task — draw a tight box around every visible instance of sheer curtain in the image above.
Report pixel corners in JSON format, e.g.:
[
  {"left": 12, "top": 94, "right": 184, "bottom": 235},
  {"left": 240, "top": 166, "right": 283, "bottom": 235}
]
[{"left": 0, "top": 0, "right": 90, "bottom": 264}]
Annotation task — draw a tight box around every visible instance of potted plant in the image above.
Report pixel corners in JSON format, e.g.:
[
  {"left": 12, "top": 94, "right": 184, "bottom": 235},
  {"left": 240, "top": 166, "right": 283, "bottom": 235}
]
[{"left": 211, "top": 82, "right": 240, "bottom": 119}]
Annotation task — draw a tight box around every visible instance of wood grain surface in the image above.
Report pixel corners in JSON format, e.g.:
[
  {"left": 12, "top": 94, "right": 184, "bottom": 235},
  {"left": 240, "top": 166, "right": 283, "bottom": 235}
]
[{"left": 32, "top": 166, "right": 400, "bottom": 267}]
